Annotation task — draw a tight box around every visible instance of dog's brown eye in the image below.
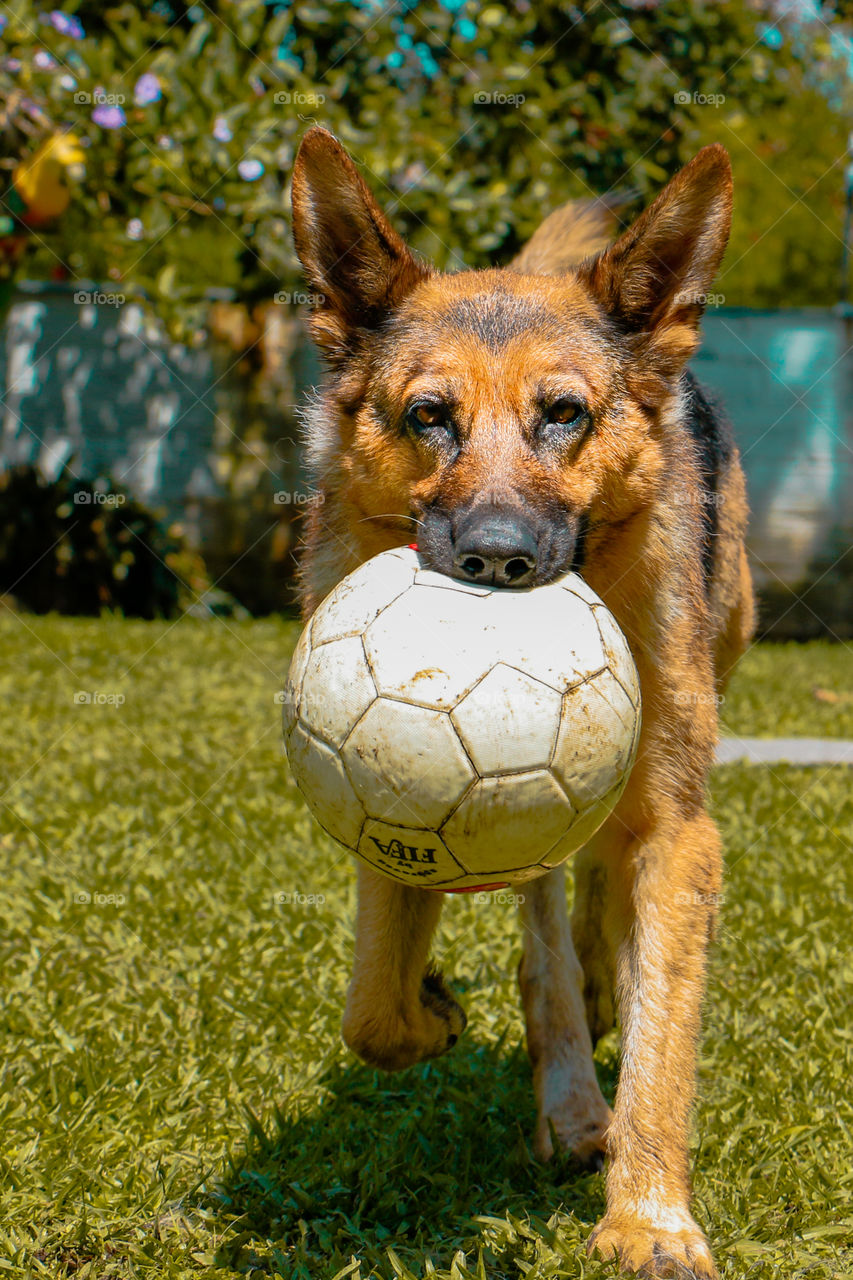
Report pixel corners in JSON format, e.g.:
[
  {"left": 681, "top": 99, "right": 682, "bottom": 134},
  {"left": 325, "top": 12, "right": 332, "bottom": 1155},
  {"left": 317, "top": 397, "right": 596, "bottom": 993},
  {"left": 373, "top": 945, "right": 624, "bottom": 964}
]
[
  {"left": 408, "top": 402, "right": 448, "bottom": 434},
  {"left": 546, "top": 400, "right": 585, "bottom": 427}
]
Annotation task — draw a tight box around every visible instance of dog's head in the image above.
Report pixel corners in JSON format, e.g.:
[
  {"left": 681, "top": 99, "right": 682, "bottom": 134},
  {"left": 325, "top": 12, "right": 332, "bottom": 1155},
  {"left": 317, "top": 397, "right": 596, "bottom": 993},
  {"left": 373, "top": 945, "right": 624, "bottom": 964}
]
[{"left": 291, "top": 128, "right": 731, "bottom": 587}]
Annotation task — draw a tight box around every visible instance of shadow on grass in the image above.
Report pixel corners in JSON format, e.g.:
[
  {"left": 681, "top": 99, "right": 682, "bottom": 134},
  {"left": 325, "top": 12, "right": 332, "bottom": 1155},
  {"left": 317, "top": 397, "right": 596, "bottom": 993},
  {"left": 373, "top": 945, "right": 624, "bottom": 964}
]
[{"left": 210, "top": 1034, "right": 615, "bottom": 1277}]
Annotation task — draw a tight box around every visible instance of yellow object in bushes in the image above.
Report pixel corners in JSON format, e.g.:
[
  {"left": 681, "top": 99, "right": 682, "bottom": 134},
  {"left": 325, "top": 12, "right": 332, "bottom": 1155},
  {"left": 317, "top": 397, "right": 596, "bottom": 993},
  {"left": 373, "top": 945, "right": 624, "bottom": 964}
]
[{"left": 12, "top": 133, "right": 85, "bottom": 225}]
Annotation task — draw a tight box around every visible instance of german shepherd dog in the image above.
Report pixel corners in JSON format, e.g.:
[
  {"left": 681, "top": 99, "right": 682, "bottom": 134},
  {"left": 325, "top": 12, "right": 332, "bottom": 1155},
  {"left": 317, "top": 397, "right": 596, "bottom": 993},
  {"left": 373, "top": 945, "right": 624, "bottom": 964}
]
[{"left": 290, "top": 126, "right": 754, "bottom": 1278}]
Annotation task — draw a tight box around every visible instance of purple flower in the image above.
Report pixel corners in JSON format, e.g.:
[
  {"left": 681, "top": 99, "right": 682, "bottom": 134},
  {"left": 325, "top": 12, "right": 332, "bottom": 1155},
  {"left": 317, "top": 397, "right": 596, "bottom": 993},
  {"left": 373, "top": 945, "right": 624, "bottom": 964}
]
[
  {"left": 212, "top": 115, "right": 232, "bottom": 142},
  {"left": 34, "top": 49, "right": 58, "bottom": 69},
  {"left": 126, "top": 218, "right": 144, "bottom": 241},
  {"left": 47, "top": 11, "right": 85, "bottom": 39},
  {"left": 93, "top": 103, "right": 126, "bottom": 129},
  {"left": 134, "top": 73, "right": 161, "bottom": 105},
  {"left": 0, "top": 15, "right": 7, "bottom": 34},
  {"left": 238, "top": 158, "right": 264, "bottom": 181}
]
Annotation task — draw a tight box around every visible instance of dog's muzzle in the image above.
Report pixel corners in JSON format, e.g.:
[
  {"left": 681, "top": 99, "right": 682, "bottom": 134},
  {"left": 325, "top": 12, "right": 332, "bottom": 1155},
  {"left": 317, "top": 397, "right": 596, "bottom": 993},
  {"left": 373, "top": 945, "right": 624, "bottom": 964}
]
[
  {"left": 418, "top": 500, "right": 587, "bottom": 588},
  {"left": 451, "top": 505, "right": 539, "bottom": 588}
]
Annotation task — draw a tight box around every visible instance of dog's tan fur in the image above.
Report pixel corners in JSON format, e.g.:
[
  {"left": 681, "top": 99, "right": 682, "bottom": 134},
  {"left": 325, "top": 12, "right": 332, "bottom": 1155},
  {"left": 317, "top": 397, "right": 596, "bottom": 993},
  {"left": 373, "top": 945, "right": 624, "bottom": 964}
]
[{"left": 291, "top": 127, "right": 754, "bottom": 1278}]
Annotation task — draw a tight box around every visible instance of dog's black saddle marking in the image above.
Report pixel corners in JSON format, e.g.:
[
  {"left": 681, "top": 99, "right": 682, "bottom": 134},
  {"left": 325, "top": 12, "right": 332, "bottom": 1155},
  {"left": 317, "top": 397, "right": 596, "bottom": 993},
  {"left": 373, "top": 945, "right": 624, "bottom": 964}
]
[{"left": 682, "top": 370, "right": 735, "bottom": 589}]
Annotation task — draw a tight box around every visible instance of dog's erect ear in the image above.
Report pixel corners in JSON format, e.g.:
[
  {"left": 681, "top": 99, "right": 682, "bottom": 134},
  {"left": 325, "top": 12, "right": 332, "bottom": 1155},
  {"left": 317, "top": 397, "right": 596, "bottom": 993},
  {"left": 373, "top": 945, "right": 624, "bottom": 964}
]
[
  {"left": 578, "top": 145, "right": 732, "bottom": 400},
  {"left": 291, "top": 127, "right": 430, "bottom": 360}
]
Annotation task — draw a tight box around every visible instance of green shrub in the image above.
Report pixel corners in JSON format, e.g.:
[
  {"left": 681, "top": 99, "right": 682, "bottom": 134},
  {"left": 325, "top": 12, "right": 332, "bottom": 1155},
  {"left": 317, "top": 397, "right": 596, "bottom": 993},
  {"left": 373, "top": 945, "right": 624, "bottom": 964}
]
[
  {"left": 0, "top": 465, "right": 180, "bottom": 617},
  {"left": 0, "top": 1, "right": 850, "bottom": 335}
]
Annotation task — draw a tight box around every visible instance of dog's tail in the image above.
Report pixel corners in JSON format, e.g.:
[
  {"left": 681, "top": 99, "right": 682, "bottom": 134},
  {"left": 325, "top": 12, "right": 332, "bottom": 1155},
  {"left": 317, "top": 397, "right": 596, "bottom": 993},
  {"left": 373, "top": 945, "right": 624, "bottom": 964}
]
[{"left": 509, "top": 193, "right": 630, "bottom": 275}]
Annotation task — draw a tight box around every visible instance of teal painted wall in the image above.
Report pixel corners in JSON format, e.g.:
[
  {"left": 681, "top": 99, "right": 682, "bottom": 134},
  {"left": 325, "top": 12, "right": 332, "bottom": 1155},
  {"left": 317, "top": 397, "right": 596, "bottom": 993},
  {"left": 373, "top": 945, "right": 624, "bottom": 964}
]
[
  {"left": 695, "top": 309, "right": 853, "bottom": 588},
  {"left": 1, "top": 290, "right": 850, "bottom": 593}
]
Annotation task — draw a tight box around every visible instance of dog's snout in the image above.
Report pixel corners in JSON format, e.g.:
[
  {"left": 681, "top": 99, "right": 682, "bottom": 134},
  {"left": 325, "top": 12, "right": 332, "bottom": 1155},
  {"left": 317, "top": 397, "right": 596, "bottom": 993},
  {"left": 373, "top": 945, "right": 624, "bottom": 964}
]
[{"left": 452, "top": 507, "right": 538, "bottom": 588}]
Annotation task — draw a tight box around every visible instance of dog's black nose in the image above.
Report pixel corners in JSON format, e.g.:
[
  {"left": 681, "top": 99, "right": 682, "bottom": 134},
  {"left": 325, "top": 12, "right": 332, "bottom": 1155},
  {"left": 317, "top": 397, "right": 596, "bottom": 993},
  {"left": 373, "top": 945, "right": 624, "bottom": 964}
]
[{"left": 452, "top": 507, "right": 538, "bottom": 587}]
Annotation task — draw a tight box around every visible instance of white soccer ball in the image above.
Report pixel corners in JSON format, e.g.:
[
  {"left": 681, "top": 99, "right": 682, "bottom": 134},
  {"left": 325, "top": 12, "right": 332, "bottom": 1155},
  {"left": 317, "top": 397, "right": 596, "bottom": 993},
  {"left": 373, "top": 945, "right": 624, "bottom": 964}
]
[{"left": 282, "top": 547, "right": 640, "bottom": 889}]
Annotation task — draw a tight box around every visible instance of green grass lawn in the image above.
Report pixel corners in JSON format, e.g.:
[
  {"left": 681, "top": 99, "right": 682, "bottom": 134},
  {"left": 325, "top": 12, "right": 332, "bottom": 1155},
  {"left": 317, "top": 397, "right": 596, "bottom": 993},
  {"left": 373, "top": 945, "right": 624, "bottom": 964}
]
[
  {"left": 0, "top": 617, "right": 850, "bottom": 1279},
  {"left": 719, "top": 642, "right": 853, "bottom": 740}
]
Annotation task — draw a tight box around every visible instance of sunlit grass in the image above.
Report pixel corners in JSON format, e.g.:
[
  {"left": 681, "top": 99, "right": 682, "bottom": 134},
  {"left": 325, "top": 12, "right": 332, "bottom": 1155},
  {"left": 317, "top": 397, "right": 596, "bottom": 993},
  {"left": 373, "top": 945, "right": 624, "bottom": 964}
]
[{"left": 0, "top": 618, "right": 850, "bottom": 1278}]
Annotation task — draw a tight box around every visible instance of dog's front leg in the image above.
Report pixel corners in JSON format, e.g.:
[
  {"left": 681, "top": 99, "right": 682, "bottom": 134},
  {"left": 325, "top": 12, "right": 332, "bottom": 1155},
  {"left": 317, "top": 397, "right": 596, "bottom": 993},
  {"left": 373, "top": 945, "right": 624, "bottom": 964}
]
[
  {"left": 341, "top": 864, "right": 466, "bottom": 1071},
  {"left": 518, "top": 868, "right": 613, "bottom": 1165},
  {"left": 588, "top": 809, "right": 721, "bottom": 1279}
]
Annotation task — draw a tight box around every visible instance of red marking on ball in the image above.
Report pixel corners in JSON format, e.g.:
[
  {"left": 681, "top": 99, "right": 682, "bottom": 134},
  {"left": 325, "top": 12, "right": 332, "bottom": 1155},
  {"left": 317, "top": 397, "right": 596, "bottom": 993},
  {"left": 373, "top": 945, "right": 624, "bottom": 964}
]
[{"left": 431, "top": 882, "right": 510, "bottom": 894}]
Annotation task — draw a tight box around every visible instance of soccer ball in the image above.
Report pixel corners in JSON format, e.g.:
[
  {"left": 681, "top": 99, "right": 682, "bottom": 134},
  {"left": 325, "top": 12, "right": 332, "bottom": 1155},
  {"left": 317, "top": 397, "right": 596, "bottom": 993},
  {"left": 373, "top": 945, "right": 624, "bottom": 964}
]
[{"left": 282, "top": 547, "right": 640, "bottom": 890}]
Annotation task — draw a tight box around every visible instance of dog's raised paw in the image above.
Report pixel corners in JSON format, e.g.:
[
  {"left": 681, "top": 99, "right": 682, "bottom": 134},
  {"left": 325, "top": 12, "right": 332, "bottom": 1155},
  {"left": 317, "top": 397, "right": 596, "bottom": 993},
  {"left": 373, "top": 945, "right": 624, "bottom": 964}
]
[
  {"left": 587, "top": 1215, "right": 717, "bottom": 1279},
  {"left": 341, "top": 966, "right": 466, "bottom": 1072},
  {"left": 419, "top": 964, "right": 467, "bottom": 1052}
]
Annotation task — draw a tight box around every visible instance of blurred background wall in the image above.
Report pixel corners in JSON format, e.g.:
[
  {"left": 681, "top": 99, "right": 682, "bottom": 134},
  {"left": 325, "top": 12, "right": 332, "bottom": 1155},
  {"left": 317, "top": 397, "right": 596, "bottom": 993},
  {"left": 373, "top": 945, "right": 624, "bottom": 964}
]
[{"left": 1, "top": 283, "right": 850, "bottom": 631}]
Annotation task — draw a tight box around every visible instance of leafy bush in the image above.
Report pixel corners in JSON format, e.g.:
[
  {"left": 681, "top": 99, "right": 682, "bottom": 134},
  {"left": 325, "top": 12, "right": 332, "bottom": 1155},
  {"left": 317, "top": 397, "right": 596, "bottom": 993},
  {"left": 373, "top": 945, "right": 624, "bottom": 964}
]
[
  {"left": 0, "top": 465, "right": 180, "bottom": 617},
  {"left": 693, "top": 79, "right": 852, "bottom": 307},
  {"left": 1, "top": 0, "right": 850, "bottom": 334}
]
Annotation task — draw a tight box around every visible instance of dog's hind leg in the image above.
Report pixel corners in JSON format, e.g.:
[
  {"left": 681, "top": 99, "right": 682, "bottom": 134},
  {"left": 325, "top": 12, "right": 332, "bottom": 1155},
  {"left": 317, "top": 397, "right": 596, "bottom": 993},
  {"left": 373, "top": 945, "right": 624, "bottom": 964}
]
[
  {"left": 341, "top": 864, "right": 466, "bottom": 1071},
  {"left": 518, "top": 867, "right": 612, "bottom": 1165},
  {"left": 571, "top": 823, "right": 634, "bottom": 1045}
]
